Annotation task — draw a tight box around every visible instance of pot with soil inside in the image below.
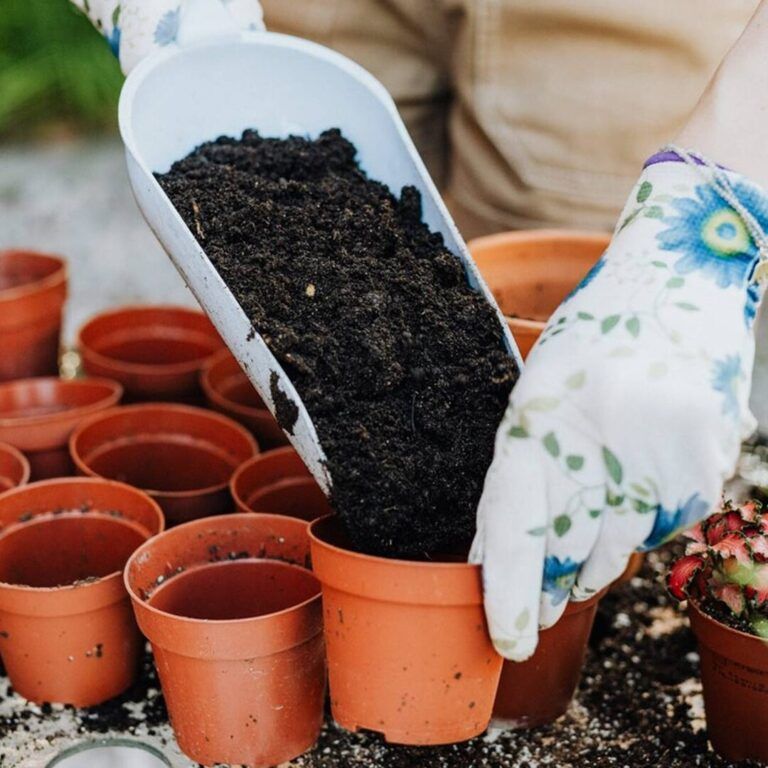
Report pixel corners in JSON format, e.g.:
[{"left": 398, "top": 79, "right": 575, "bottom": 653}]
[
  {"left": 0, "top": 441, "right": 30, "bottom": 493},
  {"left": 201, "top": 349, "right": 289, "bottom": 449},
  {"left": 469, "top": 230, "right": 609, "bottom": 360},
  {"left": 0, "top": 250, "right": 67, "bottom": 382},
  {"left": 70, "top": 403, "right": 258, "bottom": 526},
  {"left": 125, "top": 513, "right": 324, "bottom": 767},
  {"left": 669, "top": 498, "right": 768, "bottom": 762},
  {"left": 231, "top": 446, "right": 333, "bottom": 522},
  {"left": 0, "top": 478, "right": 163, "bottom": 706},
  {"left": 0, "top": 377, "right": 123, "bottom": 479},
  {"left": 309, "top": 515, "right": 502, "bottom": 745},
  {"left": 493, "top": 591, "right": 605, "bottom": 728},
  {"left": 78, "top": 306, "right": 224, "bottom": 403}
]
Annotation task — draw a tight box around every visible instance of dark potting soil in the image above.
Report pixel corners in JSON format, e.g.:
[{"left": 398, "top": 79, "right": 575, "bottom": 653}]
[{"left": 157, "top": 129, "right": 518, "bottom": 558}]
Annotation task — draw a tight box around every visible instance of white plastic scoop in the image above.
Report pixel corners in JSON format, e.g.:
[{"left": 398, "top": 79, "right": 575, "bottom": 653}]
[{"left": 118, "top": 30, "right": 522, "bottom": 493}]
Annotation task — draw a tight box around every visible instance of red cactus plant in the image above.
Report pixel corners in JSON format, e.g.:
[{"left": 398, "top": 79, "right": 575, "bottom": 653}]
[{"left": 668, "top": 498, "right": 768, "bottom": 637}]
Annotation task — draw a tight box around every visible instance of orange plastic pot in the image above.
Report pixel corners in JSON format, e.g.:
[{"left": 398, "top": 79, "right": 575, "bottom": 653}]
[
  {"left": 78, "top": 306, "right": 225, "bottom": 403},
  {"left": 0, "top": 377, "right": 122, "bottom": 480},
  {"left": 470, "top": 230, "right": 610, "bottom": 359},
  {"left": 614, "top": 551, "right": 646, "bottom": 586},
  {"left": 231, "top": 446, "right": 333, "bottom": 522},
  {"left": 70, "top": 403, "right": 258, "bottom": 526},
  {"left": 309, "top": 516, "right": 502, "bottom": 745},
  {"left": 0, "top": 441, "right": 30, "bottom": 493},
  {"left": 125, "top": 513, "right": 324, "bottom": 767},
  {"left": 688, "top": 600, "right": 768, "bottom": 763},
  {"left": 0, "top": 477, "right": 163, "bottom": 706},
  {"left": 493, "top": 591, "right": 603, "bottom": 728},
  {"left": 0, "top": 250, "right": 67, "bottom": 382},
  {"left": 201, "top": 349, "right": 289, "bottom": 449}
]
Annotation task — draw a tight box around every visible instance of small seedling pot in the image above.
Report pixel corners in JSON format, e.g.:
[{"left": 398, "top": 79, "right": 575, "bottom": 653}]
[
  {"left": 201, "top": 349, "right": 289, "bottom": 449},
  {"left": 492, "top": 591, "right": 604, "bottom": 728},
  {"left": 0, "top": 441, "right": 30, "bottom": 493},
  {"left": 70, "top": 403, "right": 258, "bottom": 526},
  {"left": 78, "top": 306, "right": 224, "bottom": 403},
  {"left": 0, "top": 377, "right": 123, "bottom": 479},
  {"left": 0, "top": 250, "right": 67, "bottom": 382},
  {"left": 0, "top": 478, "right": 163, "bottom": 706},
  {"left": 309, "top": 516, "right": 502, "bottom": 745},
  {"left": 688, "top": 600, "right": 768, "bottom": 763},
  {"left": 125, "top": 513, "right": 324, "bottom": 767},
  {"left": 470, "top": 230, "right": 610, "bottom": 359},
  {"left": 231, "top": 446, "right": 333, "bottom": 522}
]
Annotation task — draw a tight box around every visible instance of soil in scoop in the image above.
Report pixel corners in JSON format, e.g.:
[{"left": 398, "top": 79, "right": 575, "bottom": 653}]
[{"left": 157, "top": 129, "right": 518, "bottom": 558}]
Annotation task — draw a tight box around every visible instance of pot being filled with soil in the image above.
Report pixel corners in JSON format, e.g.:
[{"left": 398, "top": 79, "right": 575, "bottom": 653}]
[
  {"left": 0, "top": 250, "right": 67, "bottom": 382},
  {"left": 0, "top": 377, "right": 123, "bottom": 479},
  {"left": 125, "top": 513, "right": 324, "bottom": 767},
  {"left": 309, "top": 515, "right": 502, "bottom": 745},
  {"left": 201, "top": 349, "right": 289, "bottom": 449},
  {"left": 0, "top": 478, "right": 163, "bottom": 706},
  {"left": 0, "top": 441, "right": 30, "bottom": 493},
  {"left": 231, "top": 446, "right": 333, "bottom": 522},
  {"left": 70, "top": 403, "right": 258, "bottom": 526},
  {"left": 492, "top": 591, "right": 604, "bottom": 728},
  {"left": 470, "top": 230, "right": 610, "bottom": 360},
  {"left": 78, "top": 306, "right": 224, "bottom": 403}
]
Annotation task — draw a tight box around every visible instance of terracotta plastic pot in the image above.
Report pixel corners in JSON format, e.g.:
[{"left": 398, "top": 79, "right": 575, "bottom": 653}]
[
  {"left": 231, "top": 446, "right": 333, "bottom": 522},
  {"left": 309, "top": 516, "right": 502, "bottom": 745},
  {"left": 470, "top": 230, "right": 610, "bottom": 359},
  {"left": 78, "top": 306, "right": 225, "bottom": 403},
  {"left": 0, "top": 377, "right": 123, "bottom": 480},
  {"left": 493, "top": 591, "right": 604, "bottom": 728},
  {"left": 0, "top": 479, "right": 163, "bottom": 706},
  {"left": 614, "top": 552, "right": 646, "bottom": 586},
  {"left": 201, "top": 349, "right": 289, "bottom": 449},
  {"left": 70, "top": 403, "right": 258, "bottom": 526},
  {"left": 125, "top": 513, "right": 324, "bottom": 767},
  {"left": 0, "top": 441, "right": 30, "bottom": 493},
  {"left": 0, "top": 250, "right": 67, "bottom": 382},
  {"left": 688, "top": 600, "right": 768, "bottom": 763}
]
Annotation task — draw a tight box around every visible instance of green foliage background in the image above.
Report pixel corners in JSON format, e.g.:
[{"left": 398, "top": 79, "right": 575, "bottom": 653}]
[{"left": 0, "top": 0, "right": 123, "bottom": 140}]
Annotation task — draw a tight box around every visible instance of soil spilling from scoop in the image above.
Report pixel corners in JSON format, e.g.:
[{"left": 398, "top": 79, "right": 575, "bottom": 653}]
[{"left": 157, "top": 129, "right": 517, "bottom": 558}]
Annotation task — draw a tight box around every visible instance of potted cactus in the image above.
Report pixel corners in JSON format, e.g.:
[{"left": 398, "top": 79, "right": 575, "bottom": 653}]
[{"left": 669, "top": 499, "right": 768, "bottom": 763}]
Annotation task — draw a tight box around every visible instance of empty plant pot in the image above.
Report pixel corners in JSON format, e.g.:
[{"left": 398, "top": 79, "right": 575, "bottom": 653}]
[
  {"left": 0, "top": 250, "right": 67, "bottom": 382},
  {"left": 0, "top": 510, "right": 156, "bottom": 706},
  {"left": 688, "top": 600, "right": 768, "bottom": 763},
  {"left": 0, "top": 377, "right": 123, "bottom": 479},
  {"left": 70, "top": 403, "right": 258, "bottom": 526},
  {"left": 231, "top": 446, "right": 333, "bottom": 522},
  {"left": 125, "top": 513, "right": 325, "bottom": 767},
  {"left": 0, "top": 441, "right": 30, "bottom": 493},
  {"left": 78, "top": 306, "right": 224, "bottom": 403},
  {"left": 492, "top": 591, "right": 604, "bottom": 729},
  {"left": 470, "top": 230, "right": 610, "bottom": 359},
  {"left": 201, "top": 349, "right": 289, "bottom": 449},
  {"left": 309, "top": 516, "right": 502, "bottom": 746}
]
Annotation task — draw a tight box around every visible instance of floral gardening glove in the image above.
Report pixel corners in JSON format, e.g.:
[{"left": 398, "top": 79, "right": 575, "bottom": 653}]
[
  {"left": 471, "top": 147, "right": 768, "bottom": 661},
  {"left": 72, "top": 0, "right": 264, "bottom": 74}
]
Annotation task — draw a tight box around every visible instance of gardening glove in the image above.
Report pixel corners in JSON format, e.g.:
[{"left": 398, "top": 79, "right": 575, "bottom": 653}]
[
  {"left": 71, "top": 0, "right": 265, "bottom": 74},
  {"left": 471, "top": 146, "right": 768, "bottom": 661}
]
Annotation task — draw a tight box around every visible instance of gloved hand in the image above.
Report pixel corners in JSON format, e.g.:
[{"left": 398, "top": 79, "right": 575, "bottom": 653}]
[
  {"left": 72, "top": 0, "right": 265, "bottom": 74},
  {"left": 471, "top": 148, "right": 767, "bottom": 661}
]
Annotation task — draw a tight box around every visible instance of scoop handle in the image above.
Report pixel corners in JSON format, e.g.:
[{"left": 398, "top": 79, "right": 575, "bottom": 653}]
[{"left": 177, "top": 0, "right": 247, "bottom": 47}]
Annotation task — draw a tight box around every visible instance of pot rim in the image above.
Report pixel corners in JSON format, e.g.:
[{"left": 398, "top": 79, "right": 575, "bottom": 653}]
[
  {"left": 687, "top": 596, "right": 767, "bottom": 643},
  {"left": 308, "top": 515, "right": 478, "bottom": 571},
  {"left": 0, "top": 250, "right": 67, "bottom": 305},
  {"left": 69, "top": 403, "right": 258, "bottom": 499},
  {"left": 467, "top": 228, "right": 612, "bottom": 254},
  {"left": 124, "top": 513, "right": 320, "bottom": 627},
  {"left": 230, "top": 446, "right": 307, "bottom": 510},
  {"left": 77, "top": 304, "right": 223, "bottom": 378},
  {"left": 0, "top": 377, "right": 124, "bottom": 430},
  {"left": 201, "top": 348, "right": 270, "bottom": 420},
  {"left": 0, "top": 441, "right": 31, "bottom": 487}
]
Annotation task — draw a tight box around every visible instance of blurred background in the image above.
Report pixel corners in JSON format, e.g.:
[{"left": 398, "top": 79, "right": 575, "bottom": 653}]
[{"left": 0, "top": 0, "right": 196, "bottom": 342}]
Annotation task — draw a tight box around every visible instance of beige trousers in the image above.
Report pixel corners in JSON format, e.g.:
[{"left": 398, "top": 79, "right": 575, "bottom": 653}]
[{"left": 262, "top": 0, "right": 757, "bottom": 238}]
